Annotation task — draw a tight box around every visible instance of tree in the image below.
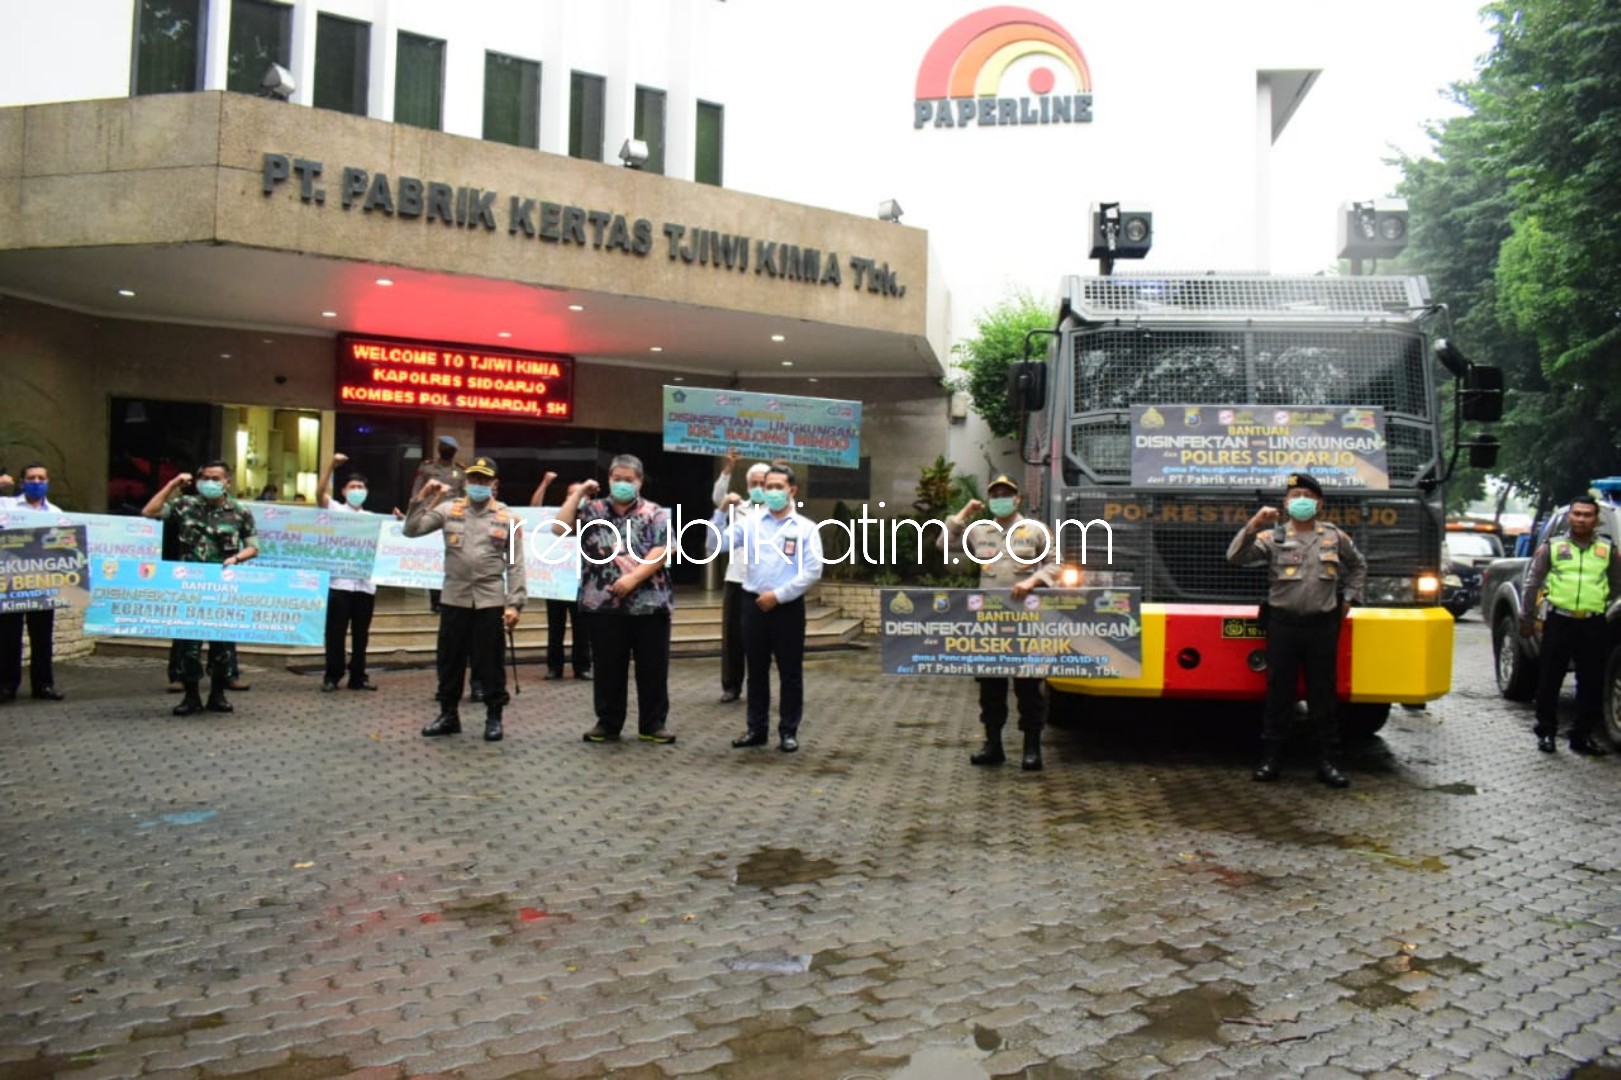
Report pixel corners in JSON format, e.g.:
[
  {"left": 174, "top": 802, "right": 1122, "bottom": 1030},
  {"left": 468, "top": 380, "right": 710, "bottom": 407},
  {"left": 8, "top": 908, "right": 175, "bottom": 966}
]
[{"left": 952, "top": 292, "right": 1052, "bottom": 440}]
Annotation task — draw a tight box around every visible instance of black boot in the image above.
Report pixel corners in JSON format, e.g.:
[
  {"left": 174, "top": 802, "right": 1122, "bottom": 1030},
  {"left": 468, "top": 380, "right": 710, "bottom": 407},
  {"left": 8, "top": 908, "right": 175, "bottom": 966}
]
[
  {"left": 970, "top": 725, "right": 1005, "bottom": 766},
  {"left": 484, "top": 708, "right": 504, "bottom": 742},
  {"left": 422, "top": 710, "right": 462, "bottom": 737},
  {"left": 205, "top": 680, "right": 234, "bottom": 713},
  {"left": 1021, "top": 730, "right": 1043, "bottom": 772},
  {"left": 172, "top": 682, "right": 205, "bottom": 717},
  {"left": 1316, "top": 759, "right": 1350, "bottom": 788},
  {"left": 1252, "top": 754, "right": 1282, "bottom": 782}
]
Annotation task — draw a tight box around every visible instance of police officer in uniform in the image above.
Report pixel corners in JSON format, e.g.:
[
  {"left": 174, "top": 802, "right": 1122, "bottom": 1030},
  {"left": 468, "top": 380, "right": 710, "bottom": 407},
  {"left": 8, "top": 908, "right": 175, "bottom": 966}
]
[
  {"left": 412, "top": 436, "right": 466, "bottom": 615},
  {"left": 1227, "top": 473, "right": 1366, "bottom": 787},
  {"left": 940, "top": 475, "right": 1059, "bottom": 771},
  {"left": 405, "top": 457, "right": 525, "bottom": 742},
  {"left": 1522, "top": 494, "right": 1620, "bottom": 755}
]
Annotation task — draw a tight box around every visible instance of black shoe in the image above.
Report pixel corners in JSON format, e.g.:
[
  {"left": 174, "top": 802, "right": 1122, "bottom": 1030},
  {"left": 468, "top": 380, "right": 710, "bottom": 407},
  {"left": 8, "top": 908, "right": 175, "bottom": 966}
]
[
  {"left": 970, "top": 730, "right": 1005, "bottom": 766},
  {"left": 484, "top": 714, "right": 504, "bottom": 742},
  {"left": 1317, "top": 760, "right": 1350, "bottom": 788},
  {"left": 719, "top": 689, "right": 741, "bottom": 703},
  {"left": 1537, "top": 734, "right": 1557, "bottom": 753},
  {"left": 348, "top": 679, "right": 378, "bottom": 691},
  {"left": 732, "top": 731, "right": 769, "bottom": 748},
  {"left": 640, "top": 728, "right": 678, "bottom": 745},
  {"left": 0, "top": 688, "right": 15, "bottom": 705},
  {"left": 544, "top": 670, "right": 563, "bottom": 681},
  {"left": 31, "top": 687, "right": 63, "bottom": 702},
  {"left": 780, "top": 736, "right": 799, "bottom": 753},
  {"left": 422, "top": 713, "right": 462, "bottom": 737},
  {"left": 1252, "top": 757, "right": 1282, "bottom": 782},
  {"left": 172, "top": 687, "right": 204, "bottom": 717},
  {"left": 575, "top": 670, "right": 592, "bottom": 681},
  {"left": 583, "top": 724, "right": 621, "bottom": 743},
  {"left": 1021, "top": 732, "right": 1043, "bottom": 772},
  {"left": 205, "top": 691, "right": 234, "bottom": 714},
  {"left": 1570, "top": 735, "right": 1610, "bottom": 757},
  {"left": 321, "top": 680, "right": 340, "bottom": 693},
  {"left": 471, "top": 686, "right": 485, "bottom": 704}
]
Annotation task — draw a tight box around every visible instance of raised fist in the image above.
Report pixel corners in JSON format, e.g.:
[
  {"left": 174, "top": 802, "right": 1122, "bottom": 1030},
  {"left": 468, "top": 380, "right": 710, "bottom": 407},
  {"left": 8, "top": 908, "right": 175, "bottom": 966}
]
[
  {"left": 542, "top": 471, "right": 558, "bottom": 486},
  {"left": 332, "top": 453, "right": 349, "bottom": 467},
  {"left": 961, "top": 499, "right": 985, "bottom": 518},
  {"left": 577, "top": 479, "right": 600, "bottom": 499}
]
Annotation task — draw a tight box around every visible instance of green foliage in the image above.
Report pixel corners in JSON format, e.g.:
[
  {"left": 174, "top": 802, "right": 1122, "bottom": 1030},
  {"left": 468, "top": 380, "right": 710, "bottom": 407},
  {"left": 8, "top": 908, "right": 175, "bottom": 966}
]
[
  {"left": 1397, "top": 0, "right": 1621, "bottom": 500},
  {"left": 820, "top": 458, "right": 979, "bottom": 586},
  {"left": 952, "top": 292, "right": 1053, "bottom": 440}
]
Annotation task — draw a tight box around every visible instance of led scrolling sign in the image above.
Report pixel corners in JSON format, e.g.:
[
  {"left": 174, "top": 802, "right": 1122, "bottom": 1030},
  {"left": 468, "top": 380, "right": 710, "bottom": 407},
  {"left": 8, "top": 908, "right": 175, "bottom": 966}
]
[{"left": 336, "top": 335, "right": 574, "bottom": 422}]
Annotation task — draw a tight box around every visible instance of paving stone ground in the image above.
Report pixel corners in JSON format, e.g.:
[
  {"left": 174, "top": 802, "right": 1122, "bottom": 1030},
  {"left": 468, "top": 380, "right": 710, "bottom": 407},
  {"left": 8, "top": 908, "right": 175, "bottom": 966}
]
[{"left": 2, "top": 618, "right": 1620, "bottom": 1079}]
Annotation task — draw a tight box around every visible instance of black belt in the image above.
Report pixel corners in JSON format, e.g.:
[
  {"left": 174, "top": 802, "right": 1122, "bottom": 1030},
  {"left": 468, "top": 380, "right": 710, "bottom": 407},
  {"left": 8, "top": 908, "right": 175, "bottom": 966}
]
[{"left": 1548, "top": 607, "right": 1602, "bottom": 620}]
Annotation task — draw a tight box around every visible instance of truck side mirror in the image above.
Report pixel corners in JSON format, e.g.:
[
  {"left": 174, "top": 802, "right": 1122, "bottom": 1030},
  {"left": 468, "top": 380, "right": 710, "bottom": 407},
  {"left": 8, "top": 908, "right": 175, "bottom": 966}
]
[
  {"left": 1462, "top": 365, "right": 1504, "bottom": 422},
  {"left": 1467, "top": 435, "right": 1500, "bottom": 468},
  {"left": 1006, "top": 361, "right": 1047, "bottom": 414}
]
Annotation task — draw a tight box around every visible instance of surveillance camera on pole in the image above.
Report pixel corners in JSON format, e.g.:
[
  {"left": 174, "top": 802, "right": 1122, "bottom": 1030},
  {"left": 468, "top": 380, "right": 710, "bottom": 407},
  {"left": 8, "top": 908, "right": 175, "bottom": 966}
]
[
  {"left": 1338, "top": 198, "right": 1408, "bottom": 273},
  {"left": 618, "top": 138, "right": 650, "bottom": 169},
  {"left": 261, "top": 63, "right": 295, "bottom": 101},
  {"left": 1089, "top": 202, "right": 1152, "bottom": 276}
]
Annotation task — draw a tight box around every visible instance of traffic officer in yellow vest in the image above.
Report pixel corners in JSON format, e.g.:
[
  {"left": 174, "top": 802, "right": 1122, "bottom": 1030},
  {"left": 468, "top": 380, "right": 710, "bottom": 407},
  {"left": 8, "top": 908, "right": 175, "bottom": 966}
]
[
  {"left": 1521, "top": 494, "right": 1621, "bottom": 755},
  {"left": 1228, "top": 473, "right": 1367, "bottom": 788},
  {"left": 405, "top": 457, "right": 526, "bottom": 743},
  {"left": 939, "top": 475, "right": 1059, "bottom": 771}
]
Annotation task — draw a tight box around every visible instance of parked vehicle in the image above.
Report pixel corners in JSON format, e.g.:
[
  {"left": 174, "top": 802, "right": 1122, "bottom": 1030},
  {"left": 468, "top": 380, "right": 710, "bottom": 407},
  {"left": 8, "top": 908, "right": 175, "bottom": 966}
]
[
  {"left": 1481, "top": 501, "right": 1621, "bottom": 745},
  {"left": 1441, "top": 521, "right": 1505, "bottom": 619}
]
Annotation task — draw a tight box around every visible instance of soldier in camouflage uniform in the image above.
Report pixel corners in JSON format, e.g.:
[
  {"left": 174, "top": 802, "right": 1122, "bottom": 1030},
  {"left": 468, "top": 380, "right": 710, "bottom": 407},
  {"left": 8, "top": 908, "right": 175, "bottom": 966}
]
[
  {"left": 142, "top": 460, "right": 259, "bottom": 717},
  {"left": 412, "top": 436, "right": 466, "bottom": 616}
]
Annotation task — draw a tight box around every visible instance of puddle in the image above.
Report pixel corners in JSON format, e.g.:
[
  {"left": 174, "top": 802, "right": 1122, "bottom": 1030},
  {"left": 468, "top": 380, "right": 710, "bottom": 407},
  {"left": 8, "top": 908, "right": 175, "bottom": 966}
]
[
  {"left": 735, "top": 847, "right": 839, "bottom": 888},
  {"left": 1133, "top": 982, "right": 1255, "bottom": 1042},
  {"left": 1425, "top": 782, "right": 1479, "bottom": 796},
  {"left": 129, "top": 1013, "right": 225, "bottom": 1040},
  {"left": 224, "top": 1054, "right": 355, "bottom": 1080},
  {"left": 1320, "top": 834, "right": 1448, "bottom": 872},
  {"left": 713, "top": 1013, "right": 892, "bottom": 1079},
  {"left": 724, "top": 954, "right": 813, "bottom": 974},
  {"left": 1149, "top": 941, "right": 1231, "bottom": 967},
  {"left": 1338, "top": 950, "right": 1481, "bottom": 1009},
  {"left": 1171, "top": 853, "right": 1279, "bottom": 890},
  {"left": 137, "top": 810, "right": 218, "bottom": 828}
]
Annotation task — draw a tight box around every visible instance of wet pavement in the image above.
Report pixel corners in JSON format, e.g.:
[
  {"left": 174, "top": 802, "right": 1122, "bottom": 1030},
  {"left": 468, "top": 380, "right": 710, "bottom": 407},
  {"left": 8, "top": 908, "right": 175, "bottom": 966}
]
[{"left": 2, "top": 617, "right": 1620, "bottom": 1078}]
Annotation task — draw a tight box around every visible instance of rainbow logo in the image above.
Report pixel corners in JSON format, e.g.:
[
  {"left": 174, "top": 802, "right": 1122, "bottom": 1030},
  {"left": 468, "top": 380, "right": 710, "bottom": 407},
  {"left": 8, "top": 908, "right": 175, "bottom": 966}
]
[{"left": 913, "top": 6, "right": 1095, "bottom": 130}]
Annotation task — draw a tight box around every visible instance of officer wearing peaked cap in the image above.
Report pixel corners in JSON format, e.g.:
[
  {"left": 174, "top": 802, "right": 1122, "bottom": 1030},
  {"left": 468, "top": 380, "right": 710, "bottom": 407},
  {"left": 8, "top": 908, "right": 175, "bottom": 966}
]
[
  {"left": 406, "top": 456, "right": 526, "bottom": 743},
  {"left": 1227, "top": 472, "right": 1367, "bottom": 788}
]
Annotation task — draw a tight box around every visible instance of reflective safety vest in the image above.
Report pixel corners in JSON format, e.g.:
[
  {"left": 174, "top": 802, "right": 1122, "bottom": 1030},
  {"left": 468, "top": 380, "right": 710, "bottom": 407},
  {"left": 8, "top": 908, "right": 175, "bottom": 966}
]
[{"left": 1545, "top": 538, "right": 1612, "bottom": 614}]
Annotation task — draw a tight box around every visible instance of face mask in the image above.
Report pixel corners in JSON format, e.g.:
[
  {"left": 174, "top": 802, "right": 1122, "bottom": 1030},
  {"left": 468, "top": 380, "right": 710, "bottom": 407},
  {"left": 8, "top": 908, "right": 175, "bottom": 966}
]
[
  {"left": 988, "top": 496, "right": 1017, "bottom": 518},
  {"left": 438, "top": 445, "right": 456, "bottom": 460},
  {"left": 762, "top": 489, "right": 791, "bottom": 512},
  {"left": 1286, "top": 497, "right": 1318, "bottom": 522},
  {"left": 22, "top": 480, "right": 48, "bottom": 502},
  {"left": 465, "top": 484, "right": 493, "bottom": 503},
  {"left": 196, "top": 479, "right": 226, "bottom": 499},
  {"left": 609, "top": 480, "right": 638, "bottom": 503},
  {"left": 747, "top": 485, "right": 766, "bottom": 504},
  {"left": 344, "top": 488, "right": 368, "bottom": 508}
]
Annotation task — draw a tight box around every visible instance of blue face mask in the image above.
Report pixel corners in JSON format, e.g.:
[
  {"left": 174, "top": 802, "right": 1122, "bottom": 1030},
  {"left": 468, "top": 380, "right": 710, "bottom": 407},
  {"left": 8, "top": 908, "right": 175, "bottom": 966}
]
[
  {"left": 465, "top": 484, "right": 493, "bottom": 503},
  {"left": 1286, "top": 496, "right": 1318, "bottom": 521},
  {"left": 196, "top": 480, "right": 226, "bottom": 500},
  {"left": 609, "top": 480, "right": 638, "bottom": 503},
  {"left": 762, "top": 489, "right": 791, "bottom": 512},
  {"left": 22, "top": 480, "right": 49, "bottom": 502},
  {"left": 747, "top": 485, "right": 766, "bottom": 504},
  {"left": 344, "top": 488, "right": 368, "bottom": 508},
  {"left": 987, "top": 496, "right": 1017, "bottom": 518}
]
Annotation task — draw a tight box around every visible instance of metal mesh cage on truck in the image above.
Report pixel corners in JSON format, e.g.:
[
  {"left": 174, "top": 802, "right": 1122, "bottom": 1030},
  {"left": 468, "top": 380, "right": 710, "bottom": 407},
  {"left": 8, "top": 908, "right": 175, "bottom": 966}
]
[
  {"left": 1059, "top": 488, "right": 1440, "bottom": 605},
  {"left": 1065, "top": 274, "right": 1430, "bottom": 319}
]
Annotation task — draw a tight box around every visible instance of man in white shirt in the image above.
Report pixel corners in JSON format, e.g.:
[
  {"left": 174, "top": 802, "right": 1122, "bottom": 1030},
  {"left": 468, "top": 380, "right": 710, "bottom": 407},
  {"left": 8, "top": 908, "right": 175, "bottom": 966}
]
[
  {"left": 316, "top": 453, "right": 381, "bottom": 692},
  {"left": 711, "top": 450, "right": 772, "bottom": 704},
  {"left": 1, "top": 462, "right": 66, "bottom": 704}
]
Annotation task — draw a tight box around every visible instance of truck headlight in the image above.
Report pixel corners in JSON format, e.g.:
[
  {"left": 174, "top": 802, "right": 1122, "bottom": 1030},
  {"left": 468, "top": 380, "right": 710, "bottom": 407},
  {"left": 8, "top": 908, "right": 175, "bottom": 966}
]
[{"left": 1416, "top": 573, "right": 1441, "bottom": 596}]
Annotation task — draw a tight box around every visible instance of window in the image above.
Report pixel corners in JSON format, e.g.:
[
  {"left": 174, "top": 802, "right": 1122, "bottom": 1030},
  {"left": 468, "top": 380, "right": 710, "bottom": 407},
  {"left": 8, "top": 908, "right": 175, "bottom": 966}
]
[
  {"left": 314, "top": 13, "right": 370, "bottom": 115},
  {"left": 695, "top": 101, "right": 724, "bottom": 186},
  {"left": 132, "top": 0, "right": 207, "bottom": 95},
  {"left": 395, "top": 32, "right": 445, "bottom": 131},
  {"left": 483, "top": 52, "right": 540, "bottom": 149},
  {"left": 633, "top": 85, "right": 667, "bottom": 174},
  {"left": 569, "top": 72, "right": 605, "bottom": 161},
  {"left": 226, "top": 0, "right": 291, "bottom": 94}
]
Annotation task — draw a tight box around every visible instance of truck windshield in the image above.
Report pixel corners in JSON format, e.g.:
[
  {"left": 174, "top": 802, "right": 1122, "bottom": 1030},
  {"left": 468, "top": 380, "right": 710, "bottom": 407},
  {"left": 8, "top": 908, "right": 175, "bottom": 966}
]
[{"left": 1067, "top": 327, "right": 1438, "bottom": 486}]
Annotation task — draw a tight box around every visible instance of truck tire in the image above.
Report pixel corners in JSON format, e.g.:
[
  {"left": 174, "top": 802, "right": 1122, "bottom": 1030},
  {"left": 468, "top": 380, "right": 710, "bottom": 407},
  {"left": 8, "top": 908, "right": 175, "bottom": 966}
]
[
  {"left": 1494, "top": 612, "right": 1537, "bottom": 701},
  {"left": 1341, "top": 703, "right": 1390, "bottom": 739},
  {"left": 1604, "top": 643, "right": 1621, "bottom": 748}
]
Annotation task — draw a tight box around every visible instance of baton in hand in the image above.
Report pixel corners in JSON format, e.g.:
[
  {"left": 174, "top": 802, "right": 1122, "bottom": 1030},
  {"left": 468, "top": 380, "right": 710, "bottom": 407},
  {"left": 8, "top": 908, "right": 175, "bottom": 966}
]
[{"left": 507, "top": 625, "right": 521, "bottom": 695}]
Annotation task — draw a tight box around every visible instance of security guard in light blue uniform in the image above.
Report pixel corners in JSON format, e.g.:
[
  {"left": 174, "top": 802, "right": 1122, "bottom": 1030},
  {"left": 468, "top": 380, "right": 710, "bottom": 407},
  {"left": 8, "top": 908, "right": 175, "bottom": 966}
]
[{"left": 1227, "top": 472, "right": 1367, "bottom": 788}]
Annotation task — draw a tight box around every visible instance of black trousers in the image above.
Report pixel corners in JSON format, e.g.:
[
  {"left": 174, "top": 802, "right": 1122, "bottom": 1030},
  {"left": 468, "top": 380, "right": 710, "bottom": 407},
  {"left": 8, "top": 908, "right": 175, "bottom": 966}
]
[
  {"left": 546, "top": 600, "right": 591, "bottom": 676},
  {"left": 1535, "top": 612, "right": 1606, "bottom": 738},
  {"left": 436, "top": 605, "right": 508, "bottom": 712},
  {"left": 1262, "top": 611, "right": 1342, "bottom": 756},
  {"left": 977, "top": 676, "right": 1046, "bottom": 733},
  {"left": 0, "top": 609, "right": 55, "bottom": 693},
  {"left": 588, "top": 611, "right": 670, "bottom": 736},
  {"left": 742, "top": 595, "right": 806, "bottom": 738},
  {"left": 720, "top": 580, "right": 746, "bottom": 693},
  {"left": 324, "top": 588, "right": 376, "bottom": 685},
  {"left": 176, "top": 639, "right": 235, "bottom": 684}
]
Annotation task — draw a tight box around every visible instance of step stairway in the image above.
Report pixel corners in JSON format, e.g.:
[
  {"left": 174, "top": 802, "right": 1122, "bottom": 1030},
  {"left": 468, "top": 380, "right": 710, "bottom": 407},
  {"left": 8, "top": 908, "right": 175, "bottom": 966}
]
[{"left": 92, "top": 585, "right": 867, "bottom": 671}]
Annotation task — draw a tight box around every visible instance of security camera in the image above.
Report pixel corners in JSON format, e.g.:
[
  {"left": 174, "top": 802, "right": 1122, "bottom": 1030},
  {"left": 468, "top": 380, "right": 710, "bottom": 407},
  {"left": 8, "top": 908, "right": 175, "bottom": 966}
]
[{"left": 262, "top": 63, "right": 295, "bottom": 101}]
